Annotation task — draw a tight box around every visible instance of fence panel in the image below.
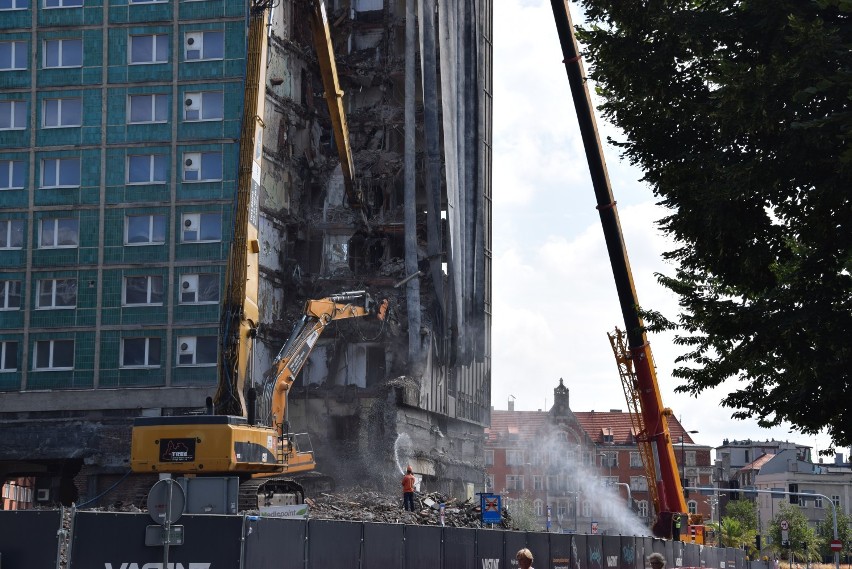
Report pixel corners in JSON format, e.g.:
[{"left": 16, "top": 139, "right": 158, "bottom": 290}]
[
  {"left": 504, "top": 531, "right": 529, "bottom": 563},
  {"left": 405, "top": 524, "right": 443, "bottom": 569},
  {"left": 527, "top": 530, "right": 552, "bottom": 569},
  {"left": 476, "top": 528, "right": 505, "bottom": 567},
  {"left": 307, "top": 519, "right": 362, "bottom": 569},
  {"left": 362, "top": 522, "right": 404, "bottom": 567},
  {"left": 444, "top": 527, "right": 477, "bottom": 569},
  {"left": 683, "top": 542, "right": 700, "bottom": 567},
  {"left": 0, "top": 510, "right": 62, "bottom": 569},
  {"left": 619, "top": 536, "right": 640, "bottom": 569},
  {"left": 70, "top": 511, "right": 242, "bottom": 569},
  {"left": 549, "top": 532, "right": 573, "bottom": 569},
  {"left": 244, "top": 517, "right": 306, "bottom": 569},
  {"left": 587, "top": 534, "right": 604, "bottom": 569},
  {"left": 667, "top": 540, "right": 678, "bottom": 567}
]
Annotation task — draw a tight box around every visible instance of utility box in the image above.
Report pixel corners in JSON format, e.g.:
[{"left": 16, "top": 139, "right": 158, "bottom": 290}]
[{"left": 177, "top": 477, "right": 239, "bottom": 515}]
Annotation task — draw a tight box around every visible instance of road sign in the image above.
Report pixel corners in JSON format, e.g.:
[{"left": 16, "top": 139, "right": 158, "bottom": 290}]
[
  {"left": 480, "top": 493, "right": 502, "bottom": 524},
  {"left": 147, "top": 479, "right": 186, "bottom": 525},
  {"left": 591, "top": 521, "right": 599, "bottom": 534},
  {"left": 780, "top": 520, "right": 789, "bottom": 530},
  {"left": 830, "top": 540, "right": 842, "bottom": 552}
]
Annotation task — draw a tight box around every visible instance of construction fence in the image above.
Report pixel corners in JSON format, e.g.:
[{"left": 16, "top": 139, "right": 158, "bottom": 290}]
[{"left": 0, "top": 509, "right": 748, "bottom": 569}]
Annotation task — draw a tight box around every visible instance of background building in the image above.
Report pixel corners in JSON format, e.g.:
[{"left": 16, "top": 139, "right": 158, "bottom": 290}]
[
  {"left": 0, "top": 0, "right": 492, "bottom": 506},
  {"left": 485, "top": 380, "right": 712, "bottom": 533}
]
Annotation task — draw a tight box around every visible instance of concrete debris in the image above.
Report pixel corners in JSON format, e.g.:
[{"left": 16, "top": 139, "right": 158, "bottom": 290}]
[{"left": 303, "top": 490, "right": 513, "bottom": 529}]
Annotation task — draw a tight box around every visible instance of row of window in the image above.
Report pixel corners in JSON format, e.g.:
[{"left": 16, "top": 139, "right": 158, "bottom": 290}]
[
  {"left": 0, "top": 213, "right": 222, "bottom": 250},
  {"left": 0, "top": 31, "right": 224, "bottom": 71},
  {"left": 0, "top": 335, "right": 216, "bottom": 372},
  {"left": 487, "top": 449, "right": 697, "bottom": 469},
  {"left": 0, "top": 150, "right": 224, "bottom": 190},
  {"left": 2, "top": 0, "right": 214, "bottom": 10},
  {"left": 0, "top": 90, "right": 225, "bottom": 131},
  {"left": 0, "top": 271, "right": 219, "bottom": 310}
]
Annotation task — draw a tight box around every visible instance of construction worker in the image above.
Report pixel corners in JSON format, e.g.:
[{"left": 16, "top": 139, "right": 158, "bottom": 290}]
[
  {"left": 672, "top": 513, "right": 683, "bottom": 541},
  {"left": 402, "top": 465, "right": 416, "bottom": 511}
]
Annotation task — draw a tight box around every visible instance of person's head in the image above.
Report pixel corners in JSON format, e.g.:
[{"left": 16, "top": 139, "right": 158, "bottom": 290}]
[
  {"left": 406, "top": 465, "right": 413, "bottom": 473},
  {"left": 516, "top": 548, "right": 533, "bottom": 569},
  {"left": 649, "top": 553, "right": 665, "bottom": 569}
]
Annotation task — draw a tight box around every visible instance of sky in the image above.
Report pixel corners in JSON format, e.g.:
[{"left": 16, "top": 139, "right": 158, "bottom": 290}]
[{"left": 489, "top": 0, "right": 839, "bottom": 459}]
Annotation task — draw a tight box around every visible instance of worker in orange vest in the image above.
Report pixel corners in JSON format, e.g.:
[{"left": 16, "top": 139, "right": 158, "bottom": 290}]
[{"left": 402, "top": 465, "right": 416, "bottom": 511}]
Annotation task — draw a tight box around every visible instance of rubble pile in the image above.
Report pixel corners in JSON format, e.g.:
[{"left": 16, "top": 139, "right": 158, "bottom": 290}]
[{"left": 305, "top": 490, "right": 513, "bottom": 529}]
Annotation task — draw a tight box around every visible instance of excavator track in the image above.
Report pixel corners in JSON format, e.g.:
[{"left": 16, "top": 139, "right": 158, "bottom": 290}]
[{"left": 238, "top": 472, "right": 335, "bottom": 511}]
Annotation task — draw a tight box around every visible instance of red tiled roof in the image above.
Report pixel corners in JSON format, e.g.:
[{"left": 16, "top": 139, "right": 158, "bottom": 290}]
[
  {"left": 739, "top": 453, "right": 775, "bottom": 472},
  {"left": 485, "top": 411, "right": 551, "bottom": 443}
]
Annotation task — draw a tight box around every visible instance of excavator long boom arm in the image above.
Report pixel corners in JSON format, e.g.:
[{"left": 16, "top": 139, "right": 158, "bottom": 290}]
[{"left": 549, "top": 0, "right": 687, "bottom": 539}]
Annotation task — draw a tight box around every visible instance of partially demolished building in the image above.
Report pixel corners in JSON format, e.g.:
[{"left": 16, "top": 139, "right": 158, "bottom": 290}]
[{"left": 0, "top": 0, "right": 491, "bottom": 505}]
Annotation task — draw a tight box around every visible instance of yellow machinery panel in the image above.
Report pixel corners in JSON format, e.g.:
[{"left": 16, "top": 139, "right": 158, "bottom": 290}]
[{"left": 130, "top": 416, "right": 316, "bottom": 475}]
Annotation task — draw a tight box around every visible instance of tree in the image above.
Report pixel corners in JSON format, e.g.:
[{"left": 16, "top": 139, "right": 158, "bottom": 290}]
[
  {"left": 816, "top": 507, "right": 852, "bottom": 558},
  {"left": 768, "top": 503, "right": 819, "bottom": 561},
  {"left": 575, "top": 1, "right": 852, "bottom": 449},
  {"left": 726, "top": 499, "right": 759, "bottom": 533},
  {"left": 711, "top": 517, "right": 758, "bottom": 555}
]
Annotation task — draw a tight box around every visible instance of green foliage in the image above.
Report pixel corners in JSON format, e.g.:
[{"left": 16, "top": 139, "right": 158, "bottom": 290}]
[
  {"left": 768, "top": 503, "right": 819, "bottom": 561},
  {"left": 816, "top": 507, "right": 852, "bottom": 557},
  {"left": 507, "top": 494, "right": 542, "bottom": 532},
  {"left": 576, "top": 1, "right": 852, "bottom": 449},
  {"left": 726, "top": 500, "right": 759, "bottom": 533},
  {"left": 712, "top": 517, "right": 758, "bottom": 554}
]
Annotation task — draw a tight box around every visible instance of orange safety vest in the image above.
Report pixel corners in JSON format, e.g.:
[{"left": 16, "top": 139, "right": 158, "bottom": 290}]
[{"left": 402, "top": 473, "right": 415, "bottom": 493}]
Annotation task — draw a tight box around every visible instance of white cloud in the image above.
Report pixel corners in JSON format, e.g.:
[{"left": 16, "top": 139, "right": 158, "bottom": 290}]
[{"left": 490, "top": 0, "right": 835, "bottom": 456}]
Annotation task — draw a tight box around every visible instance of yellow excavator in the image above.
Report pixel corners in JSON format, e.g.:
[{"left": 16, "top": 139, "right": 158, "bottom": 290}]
[{"left": 130, "top": 0, "right": 377, "bottom": 510}]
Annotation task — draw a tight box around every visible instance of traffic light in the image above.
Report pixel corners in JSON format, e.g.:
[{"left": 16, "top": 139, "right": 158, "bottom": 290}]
[{"left": 756, "top": 535, "right": 762, "bottom": 550}]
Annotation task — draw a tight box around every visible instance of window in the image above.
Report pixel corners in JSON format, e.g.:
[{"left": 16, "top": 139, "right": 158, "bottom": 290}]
[
  {"left": 182, "top": 152, "right": 222, "bottom": 182},
  {"left": 183, "top": 91, "right": 224, "bottom": 121},
  {"left": 33, "top": 339, "right": 74, "bottom": 370},
  {"left": 583, "top": 451, "right": 592, "bottom": 465},
  {"left": 0, "top": 280, "right": 21, "bottom": 310},
  {"left": 0, "top": 100, "right": 27, "bottom": 130},
  {"left": 557, "top": 500, "right": 567, "bottom": 517},
  {"left": 485, "top": 474, "right": 494, "bottom": 491},
  {"left": 41, "top": 157, "right": 80, "bottom": 188},
  {"left": 814, "top": 495, "right": 823, "bottom": 508},
  {"left": 43, "top": 39, "right": 82, "bottom": 68},
  {"left": 179, "top": 274, "right": 219, "bottom": 304},
  {"left": 0, "top": 220, "right": 24, "bottom": 249},
  {"left": 43, "top": 98, "right": 82, "bottom": 128},
  {"left": 604, "top": 476, "right": 619, "bottom": 486},
  {"left": 630, "top": 475, "right": 648, "bottom": 491},
  {"left": 125, "top": 214, "right": 165, "bottom": 245},
  {"left": 532, "top": 475, "right": 543, "bottom": 491},
  {"left": 36, "top": 278, "right": 77, "bottom": 308},
  {"left": 128, "top": 94, "right": 168, "bottom": 124},
  {"left": 0, "top": 160, "right": 25, "bottom": 190},
  {"left": 124, "top": 275, "right": 163, "bottom": 306},
  {"left": 601, "top": 452, "right": 618, "bottom": 467},
  {"left": 534, "top": 500, "right": 543, "bottom": 517},
  {"left": 130, "top": 0, "right": 166, "bottom": 3},
  {"left": 45, "top": 0, "right": 83, "bottom": 6},
  {"left": 582, "top": 501, "right": 591, "bottom": 517},
  {"left": 121, "top": 337, "right": 161, "bottom": 368},
  {"left": 181, "top": 212, "right": 221, "bottom": 242},
  {"left": 484, "top": 450, "right": 493, "bottom": 466},
  {"left": 789, "top": 483, "right": 799, "bottom": 505},
  {"left": 176, "top": 335, "right": 217, "bottom": 366},
  {"left": 630, "top": 452, "right": 642, "bottom": 468},
  {"left": 0, "top": 0, "right": 30, "bottom": 10},
  {"left": 832, "top": 495, "right": 840, "bottom": 508},
  {"left": 685, "top": 450, "right": 696, "bottom": 467},
  {"left": 687, "top": 500, "right": 697, "bottom": 515},
  {"left": 129, "top": 34, "right": 168, "bottom": 64},
  {"left": 530, "top": 451, "right": 545, "bottom": 466},
  {"left": 506, "top": 449, "right": 524, "bottom": 466},
  {"left": 39, "top": 218, "right": 79, "bottom": 248},
  {"left": 506, "top": 475, "right": 523, "bottom": 491},
  {"left": 127, "top": 154, "right": 167, "bottom": 184},
  {"left": 0, "top": 41, "right": 27, "bottom": 70},
  {"left": 0, "top": 341, "right": 17, "bottom": 372},
  {"left": 637, "top": 500, "right": 648, "bottom": 518},
  {"left": 184, "top": 31, "right": 224, "bottom": 61}
]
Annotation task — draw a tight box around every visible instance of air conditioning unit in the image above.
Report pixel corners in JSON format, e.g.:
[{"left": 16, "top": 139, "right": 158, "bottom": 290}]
[
  {"left": 184, "top": 94, "right": 201, "bottom": 120},
  {"left": 183, "top": 153, "right": 200, "bottom": 181},
  {"left": 185, "top": 33, "right": 203, "bottom": 59},
  {"left": 183, "top": 213, "right": 200, "bottom": 232},
  {"left": 181, "top": 276, "right": 198, "bottom": 293},
  {"left": 179, "top": 338, "right": 195, "bottom": 353}
]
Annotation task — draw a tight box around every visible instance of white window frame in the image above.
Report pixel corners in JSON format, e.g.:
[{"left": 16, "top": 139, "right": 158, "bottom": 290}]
[
  {"left": 582, "top": 501, "right": 591, "bottom": 517},
  {"left": 630, "top": 452, "right": 643, "bottom": 468},
  {"left": 0, "top": 219, "right": 24, "bottom": 249},
  {"left": 36, "top": 278, "right": 77, "bottom": 309},
  {"left": 685, "top": 450, "right": 696, "bottom": 467},
  {"left": 176, "top": 335, "right": 217, "bottom": 367},
  {"left": 832, "top": 495, "right": 840, "bottom": 508},
  {"left": 814, "top": 495, "right": 823, "bottom": 508},
  {"left": 127, "top": 93, "right": 168, "bottom": 124},
  {"left": 0, "top": 340, "right": 17, "bottom": 372},
  {"left": 179, "top": 273, "right": 219, "bottom": 304},
  {"left": 123, "top": 275, "right": 163, "bottom": 306},
  {"left": 126, "top": 154, "right": 167, "bottom": 185},
  {"left": 181, "top": 212, "right": 221, "bottom": 243},
  {"left": 0, "top": 0, "right": 30, "bottom": 10},
  {"left": 630, "top": 475, "right": 648, "bottom": 491},
  {"left": 532, "top": 475, "right": 543, "bottom": 491},
  {"left": 557, "top": 500, "right": 567, "bottom": 517},
  {"left": 0, "top": 100, "right": 27, "bottom": 130},
  {"left": 534, "top": 500, "right": 543, "bottom": 517},
  {"left": 687, "top": 500, "right": 698, "bottom": 515},
  {"left": 485, "top": 474, "right": 494, "bottom": 491},
  {"left": 124, "top": 214, "right": 166, "bottom": 246},
  {"left": 506, "top": 449, "right": 524, "bottom": 466},
  {"left": 128, "top": 34, "right": 169, "bottom": 65},
  {"left": 0, "top": 41, "right": 27, "bottom": 71},
  {"left": 44, "top": 0, "right": 83, "bottom": 7},
  {"left": 129, "top": 0, "right": 166, "bottom": 3},
  {"left": 181, "top": 151, "right": 222, "bottom": 182},
  {"left": 120, "top": 337, "right": 161, "bottom": 368},
  {"left": 42, "top": 97, "right": 82, "bottom": 128},
  {"left": 39, "top": 217, "right": 79, "bottom": 248},
  {"left": 0, "top": 280, "right": 22, "bottom": 310},
  {"left": 484, "top": 450, "right": 494, "bottom": 466},
  {"left": 183, "top": 91, "right": 224, "bottom": 122},
  {"left": 33, "top": 339, "right": 74, "bottom": 371},
  {"left": 505, "top": 474, "right": 524, "bottom": 491},
  {"left": 184, "top": 30, "right": 224, "bottom": 61},
  {"left": 41, "top": 157, "right": 81, "bottom": 188},
  {"left": 638, "top": 500, "right": 649, "bottom": 518},
  {"left": 43, "top": 38, "right": 82, "bottom": 68},
  {"left": 0, "top": 159, "right": 25, "bottom": 190}
]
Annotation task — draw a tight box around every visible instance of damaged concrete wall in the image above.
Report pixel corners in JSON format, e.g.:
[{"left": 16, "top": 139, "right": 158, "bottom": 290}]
[{"left": 257, "top": 0, "right": 492, "bottom": 498}]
